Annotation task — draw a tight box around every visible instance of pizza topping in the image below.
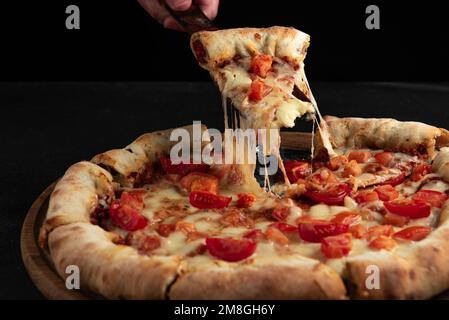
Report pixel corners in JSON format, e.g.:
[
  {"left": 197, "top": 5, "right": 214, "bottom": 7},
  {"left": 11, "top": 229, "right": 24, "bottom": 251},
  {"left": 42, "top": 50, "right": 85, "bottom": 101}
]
[
  {"left": 109, "top": 192, "right": 148, "bottom": 231},
  {"left": 374, "top": 151, "right": 394, "bottom": 166},
  {"left": 271, "top": 205, "right": 291, "bottom": 221},
  {"left": 249, "top": 54, "right": 273, "bottom": 78},
  {"left": 192, "top": 40, "right": 207, "bottom": 64},
  {"left": 364, "top": 225, "right": 394, "bottom": 240},
  {"left": 266, "top": 227, "right": 289, "bottom": 245},
  {"left": 248, "top": 79, "right": 271, "bottom": 102},
  {"left": 160, "top": 156, "right": 209, "bottom": 177},
  {"left": 306, "top": 168, "right": 338, "bottom": 190},
  {"left": 374, "top": 185, "right": 399, "bottom": 201},
  {"left": 304, "top": 183, "right": 352, "bottom": 206},
  {"left": 348, "top": 151, "right": 371, "bottom": 163},
  {"left": 331, "top": 212, "right": 361, "bottom": 225},
  {"left": 384, "top": 199, "right": 431, "bottom": 219},
  {"left": 354, "top": 190, "right": 379, "bottom": 203},
  {"left": 369, "top": 235, "right": 396, "bottom": 251},
  {"left": 243, "top": 229, "right": 266, "bottom": 240},
  {"left": 298, "top": 220, "right": 349, "bottom": 243},
  {"left": 176, "top": 221, "right": 197, "bottom": 235},
  {"left": 236, "top": 193, "right": 256, "bottom": 208},
  {"left": 412, "top": 190, "right": 448, "bottom": 208},
  {"left": 382, "top": 212, "right": 409, "bottom": 227},
  {"left": 126, "top": 232, "right": 161, "bottom": 255},
  {"left": 328, "top": 155, "right": 348, "bottom": 171},
  {"left": 157, "top": 223, "right": 176, "bottom": 237},
  {"left": 269, "top": 222, "right": 297, "bottom": 233},
  {"left": 342, "top": 160, "right": 362, "bottom": 178},
  {"left": 393, "top": 226, "right": 432, "bottom": 241},
  {"left": 220, "top": 208, "right": 254, "bottom": 228},
  {"left": 189, "top": 191, "right": 232, "bottom": 209},
  {"left": 180, "top": 172, "right": 218, "bottom": 194},
  {"left": 205, "top": 237, "right": 257, "bottom": 262},
  {"left": 284, "top": 160, "right": 311, "bottom": 183},
  {"left": 321, "top": 233, "right": 352, "bottom": 259},
  {"left": 411, "top": 164, "right": 432, "bottom": 182},
  {"left": 379, "top": 173, "right": 406, "bottom": 187},
  {"left": 349, "top": 224, "right": 367, "bottom": 239}
]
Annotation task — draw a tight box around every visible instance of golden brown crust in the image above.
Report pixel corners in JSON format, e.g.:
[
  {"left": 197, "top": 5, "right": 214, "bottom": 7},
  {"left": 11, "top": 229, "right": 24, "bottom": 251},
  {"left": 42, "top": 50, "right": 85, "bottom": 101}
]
[
  {"left": 315, "top": 116, "right": 449, "bottom": 160},
  {"left": 170, "top": 260, "right": 346, "bottom": 300},
  {"left": 48, "top": 223, "right": 180, "bottom": 299},
  {"left": 39, "top": 161, "right": 114, "bottom": 247},
  {"left": 191, "top": 26, "right": 310, "bottom": 69}
]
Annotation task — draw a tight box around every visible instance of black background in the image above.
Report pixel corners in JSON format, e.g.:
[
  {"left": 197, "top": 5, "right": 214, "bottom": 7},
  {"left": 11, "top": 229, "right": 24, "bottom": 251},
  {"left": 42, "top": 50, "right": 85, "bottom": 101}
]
[
  {"left": 0, "top": 0, "right": 449, "bottom": 301},
  {"left": 0, "top": 0, "right": 448, "bottom": 81}
]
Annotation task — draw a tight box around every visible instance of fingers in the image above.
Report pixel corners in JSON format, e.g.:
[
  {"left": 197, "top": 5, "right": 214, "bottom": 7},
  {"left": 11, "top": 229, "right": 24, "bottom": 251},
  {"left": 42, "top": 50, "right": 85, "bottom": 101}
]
[
  {"left": 137, "top": 0, "right": 186, "bottom": 31},
  {"left": 163, "top": 16, "right": 186, "bottom": 32},
  {"left": 196, "top": 0, "right": 220, "bottom": 20},
  {"left": 165, "top": 0, "right": 192, "bottom": 11}
]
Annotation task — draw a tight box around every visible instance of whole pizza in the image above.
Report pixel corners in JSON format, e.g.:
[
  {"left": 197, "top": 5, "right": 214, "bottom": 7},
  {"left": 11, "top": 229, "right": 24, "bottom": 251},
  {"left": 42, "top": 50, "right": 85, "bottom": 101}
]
[{"left": 39, "top": 27, "right": 449, "bottom": 299}]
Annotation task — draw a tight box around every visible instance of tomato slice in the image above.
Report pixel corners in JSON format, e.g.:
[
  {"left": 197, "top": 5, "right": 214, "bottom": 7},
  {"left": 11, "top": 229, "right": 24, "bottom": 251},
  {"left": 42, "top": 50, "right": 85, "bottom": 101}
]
[
  {"left": 327, "top": 155, "right": 348, "bottom": 171},
  {"left": 393, "top": 226, "right": 432, "bottom": 241},
  {"left": 236, "top": 193, "right": 256, "bottom": 208},
  {"left": 412, "top": 190, "right": 448, "bottom": 208},
  {"left": 180, "top": 172, "right": 218, "bottom": 194},
  {"left": 304, "top": 184, "right": 351, "bottom": 205},
  {"left": 379, "top": 173, "right": 406, "bottom": 187},
  {"left": 411, "top": 164, "right": 432, "bottom": 182},
  {"left": 249, "top": 54, "right": 273, "bottom": 78},
  {"left": 206, "top": 237, "right": 257, "bottom": 262},
  {"left": 189, "top": 191, "right": 232, "bottom": 209},
  {"left": 266, "top": 227, "right": 289, "bottom": 245},
  {"left": 269, "top": 222, "right": 297, "bottom": 233},
  {"left": 298, "top": 220, "right": 349, "bottom": 243},
  {"left": 331, "top": 212, "right": 361, "bottom": 225},
  {"left": 349, "top": 224, "right": 367, "bottom": 239},
  {"left": 321, "top": 233, "right": 352, "bottom": 259},
  {"left": 369, "top": 235, "right": 396, "bottom": 251},
  {"left": 354, "top": 190, "right": 379, "bottom": 204},
  {"left": 271, "top": 206, "right": 291, "bottom": 221},
  {"left": 384, "top": 199, "right": 431, "bottom": 219},
  {"left": 364, "top": 225, "right": 394, "bottom": 240},
  {"left": 382, "top": 212, "right": 409, "bottom": 227},
  {"left": 248, "top": 79, "right": 271, "bottom": 101},
  {"left": 374, "top": 151, "right": 394, "bottom": 166},
  {"left": 243, "top": 229, "right": 266, "bottom": 240},
  {"left": 374, "top": 184, "right": 399, "bottom": 201},
  {"left": 160, "top": 156, "right": 209, "bottom": 177},
  {"left": 284, "top": 160, "right": 311, "bottom": 183},
  {"left": 109, "top": 200, "right": 148, "bottom": 231}
]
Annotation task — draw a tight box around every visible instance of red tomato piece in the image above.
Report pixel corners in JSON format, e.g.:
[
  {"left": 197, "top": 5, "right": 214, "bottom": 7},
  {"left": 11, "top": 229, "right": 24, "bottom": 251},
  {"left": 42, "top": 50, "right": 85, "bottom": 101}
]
[
  {"left": 348, "top": 151, "right": 371, "bottom": 163},
  {"left": 206, "top": 237, "right": 257, "bottom": 262},
  {"left": 375, "top": 184, "right": 399, "bottom": 201},
  {"left": 412, "top": 190, "right": 448, "bottom": 208},
  {"left": 369, "top": 235, "right": 396, "bottom": 251},
  {"left": 271, "top": 206, "right": 291, "bottom": 221},
  {"left": 160, "top": 156, "right": 209, "bottom": 177},
  {"left": 269, "top": 222, "right": 297, "bottom": 233},
  {"left": 243, "top": 229, "right": 266, "bottom": 240},
  {"left": 327, "top": 155, "right": 348, "bottom": 171},
  {"left": 192, "top": 40, "right": 207, "bottom": 63},
  {"left": 236, "top": 193, "right": 256, "bottom": 208},
  {"left": 331, "top": 212, "right": 361, "bottom": 225},
  {"left": 249, "top": 54, "right": 273, "bottom": 78},
  {"left": 349, "top": 224, "right": 367, "bottom": 239},
  {"left": 266, "top": 227, "right": 289, "bottom": 245},
  {"left": 298, "top": 221, "right": 349, "bottom": 243},
  {"left": 384, "top": 199, "right": 431, "bottom": 219},
  {"left": 189, "top": 191, "right": 232, "bottom": 209},
  {"left": 379, "top": 173, "right": 406, "bottom": 187},
  {"left": 411, "top": 164, "right": 433, "bottom": 182},
  {"left": 374, "top": 152, "right": 394, "bottom": 166},
  {"left": 321, "top": 233, "right": 352, "bottom": 259},
  {"left": 304, "top": 184, "right": 352, "bottom": 206},
  {"left": 180, "top": 172, "right": 218, "bottom": 194},
  {"left": 364, "top": 225, "right": 394, "bottom": 240},
  {"left": 248, "top": 79, "right": 271, "bottom": 101},
  {"left": 284, "top": 160, "right": 311, "bottom": 183},
  {"left": 109, "top": 200, "right": 148, "bottom": 231},
  {"left": 382, "top": 212, "right": 409, "bottom": 227},
  {"left": 393, "top": 226, "right": 432, "bottom": 241},
  {"left": 354, "top": 190, "right": 379, "bottom": 204}
]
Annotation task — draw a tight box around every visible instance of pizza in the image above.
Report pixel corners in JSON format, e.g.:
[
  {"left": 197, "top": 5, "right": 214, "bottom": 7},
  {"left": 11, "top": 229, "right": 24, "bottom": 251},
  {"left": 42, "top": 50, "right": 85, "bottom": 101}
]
[{"left": 38, "top": 27, "right": 449, "bottom": 300}]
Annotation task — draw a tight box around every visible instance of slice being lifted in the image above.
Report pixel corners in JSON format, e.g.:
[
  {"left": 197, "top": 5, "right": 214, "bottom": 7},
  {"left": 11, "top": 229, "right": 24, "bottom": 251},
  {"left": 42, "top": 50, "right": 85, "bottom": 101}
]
[{"left": 190, "top": 26, "right": 316, "bottom": 130}]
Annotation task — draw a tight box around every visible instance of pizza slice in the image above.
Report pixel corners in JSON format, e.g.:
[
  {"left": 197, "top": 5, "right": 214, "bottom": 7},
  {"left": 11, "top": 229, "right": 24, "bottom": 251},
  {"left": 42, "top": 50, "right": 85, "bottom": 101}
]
[{"left": 190, "top": 26, "right": 316, "bottom": 131}]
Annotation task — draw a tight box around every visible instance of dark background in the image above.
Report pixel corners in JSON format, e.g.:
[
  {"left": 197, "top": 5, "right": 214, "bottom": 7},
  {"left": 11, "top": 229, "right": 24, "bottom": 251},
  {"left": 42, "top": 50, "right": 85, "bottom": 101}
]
[
  {"left": 0, "top": 0, "right": 448, "bottom": 300},
  {"left": 0, "top": 0, "right": 448, "bottom": 81}
]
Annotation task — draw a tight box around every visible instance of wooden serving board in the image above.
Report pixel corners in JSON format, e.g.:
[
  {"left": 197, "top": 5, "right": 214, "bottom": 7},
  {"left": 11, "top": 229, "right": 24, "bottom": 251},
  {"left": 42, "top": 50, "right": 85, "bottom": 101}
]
[{"left": 20, "top": 132, "right": 449, "bottom": 299}]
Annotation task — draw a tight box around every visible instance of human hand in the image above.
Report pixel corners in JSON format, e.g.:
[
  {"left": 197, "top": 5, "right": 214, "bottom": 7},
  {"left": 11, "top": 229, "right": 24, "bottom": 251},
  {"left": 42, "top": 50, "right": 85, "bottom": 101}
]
[{"left": 138, "top": 0, "right": 219, "bottom": 32}]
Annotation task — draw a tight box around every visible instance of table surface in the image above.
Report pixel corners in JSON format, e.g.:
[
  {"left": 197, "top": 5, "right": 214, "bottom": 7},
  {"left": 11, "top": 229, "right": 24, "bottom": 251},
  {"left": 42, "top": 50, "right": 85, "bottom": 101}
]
[{"left": 1, "top": 81, "right": 449, "bottom": 299}]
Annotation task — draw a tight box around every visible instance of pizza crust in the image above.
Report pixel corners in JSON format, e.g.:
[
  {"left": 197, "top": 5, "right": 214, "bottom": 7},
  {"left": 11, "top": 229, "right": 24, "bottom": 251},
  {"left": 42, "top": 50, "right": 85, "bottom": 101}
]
[
  {"left": 315, "top": 116, "right": 449, "bottom": 160},
  {"left": 48, "top": 223, "right": 180, "bottom": 299},
  {"left": 190, "top": 26, "right": 310, "bottom": 70}
]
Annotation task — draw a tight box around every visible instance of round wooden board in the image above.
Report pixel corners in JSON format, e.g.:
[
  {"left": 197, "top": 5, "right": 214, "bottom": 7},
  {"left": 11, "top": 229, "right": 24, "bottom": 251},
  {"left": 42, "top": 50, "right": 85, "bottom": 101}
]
[{"left": 20, "top": 131, "right": 449, "bottom": 299}]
